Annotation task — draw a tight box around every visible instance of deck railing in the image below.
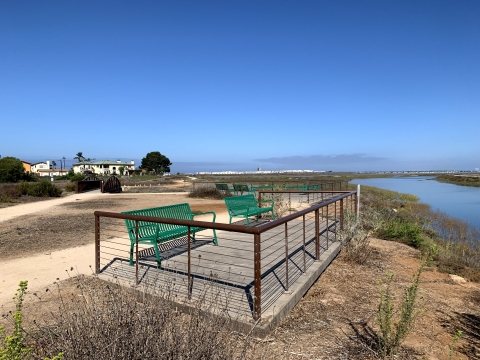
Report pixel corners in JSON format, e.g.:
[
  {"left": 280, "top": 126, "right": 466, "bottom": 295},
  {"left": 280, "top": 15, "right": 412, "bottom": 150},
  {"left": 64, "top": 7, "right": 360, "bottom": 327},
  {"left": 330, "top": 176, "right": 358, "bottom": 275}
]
[{"left": 94, "top": 190, "right": 357, "bottom": 320}]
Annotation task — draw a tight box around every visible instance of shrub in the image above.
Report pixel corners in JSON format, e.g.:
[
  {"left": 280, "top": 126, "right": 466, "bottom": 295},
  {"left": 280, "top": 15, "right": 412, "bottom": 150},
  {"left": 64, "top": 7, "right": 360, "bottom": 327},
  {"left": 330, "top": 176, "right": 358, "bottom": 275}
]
[
  {"left": 377, "top": 218, "right": 424, "bottom": 248},
  {"left": 0, "top": 157, "right": 25, "bottom": 183},
  {"left": 64, "top": 183, "right": 76, "bottom": 192},
  {"left": 18, "top": 181, "right": 63, "bottom": 197},
  {"left": 188, "top": 186, "right": 227, "bottom": 199},
  {"left": 377, "top": 263, "right": 425, "bottom": 357}
]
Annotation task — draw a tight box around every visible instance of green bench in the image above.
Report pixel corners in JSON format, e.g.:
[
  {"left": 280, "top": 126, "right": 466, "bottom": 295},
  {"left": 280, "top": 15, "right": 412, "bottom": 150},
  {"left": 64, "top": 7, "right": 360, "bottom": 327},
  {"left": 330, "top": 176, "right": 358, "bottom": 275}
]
[
  {"left": 224, "top": 194, "right": 275, "bottom": 225},
  {"left": 283, "top": 184, "right": 308, "bottom": 191},
  {"left": 250, "top": 184, "right": 274, "bottom": 191},
  {"left": 122, "top": 203, "right": 217, "bottom": 267},
  {"left": 232, "top": 184, "right": 256, "bottom": 195},
  {"left": 215, "top": 183, "right": 234, "bottom": 193}
]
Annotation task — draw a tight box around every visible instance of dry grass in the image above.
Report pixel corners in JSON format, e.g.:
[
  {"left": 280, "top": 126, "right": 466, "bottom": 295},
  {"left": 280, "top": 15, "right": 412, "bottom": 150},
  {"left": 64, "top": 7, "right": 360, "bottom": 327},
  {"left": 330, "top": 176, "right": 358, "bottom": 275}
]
[{"left": 6, "top": 275, "right": 271, "bottom": 360}]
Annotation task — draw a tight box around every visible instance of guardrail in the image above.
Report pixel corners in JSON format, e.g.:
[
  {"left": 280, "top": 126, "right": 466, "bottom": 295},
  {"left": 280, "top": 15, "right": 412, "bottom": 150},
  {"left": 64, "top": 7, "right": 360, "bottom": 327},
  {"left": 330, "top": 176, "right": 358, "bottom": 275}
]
[
  {"left": 192, "top": 180, "right": 349, "bottom": 191},
  {"left": 94, "top": 190, "right": 357, "bottom": 320}
]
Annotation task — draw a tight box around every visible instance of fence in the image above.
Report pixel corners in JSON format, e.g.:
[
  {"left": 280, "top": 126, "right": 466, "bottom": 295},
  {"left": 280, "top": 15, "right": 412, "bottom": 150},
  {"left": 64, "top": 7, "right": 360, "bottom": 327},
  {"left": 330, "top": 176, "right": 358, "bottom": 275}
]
[{"left": 94, "top": 190, "right": 357, "bottom": 320}]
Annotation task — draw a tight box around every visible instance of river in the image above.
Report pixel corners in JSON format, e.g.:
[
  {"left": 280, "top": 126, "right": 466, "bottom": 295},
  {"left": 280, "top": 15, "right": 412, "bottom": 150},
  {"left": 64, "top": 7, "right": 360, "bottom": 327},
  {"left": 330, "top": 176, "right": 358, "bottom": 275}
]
[{"left": 351, "top": 176, "right": 480, "bottom": 231}]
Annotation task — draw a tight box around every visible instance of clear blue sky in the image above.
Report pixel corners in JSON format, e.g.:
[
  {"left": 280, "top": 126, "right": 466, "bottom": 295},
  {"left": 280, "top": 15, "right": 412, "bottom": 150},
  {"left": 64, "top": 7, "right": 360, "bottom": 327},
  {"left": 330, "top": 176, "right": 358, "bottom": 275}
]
[{"left": 1, "top": 0, "right": 479, "bottom": 173}]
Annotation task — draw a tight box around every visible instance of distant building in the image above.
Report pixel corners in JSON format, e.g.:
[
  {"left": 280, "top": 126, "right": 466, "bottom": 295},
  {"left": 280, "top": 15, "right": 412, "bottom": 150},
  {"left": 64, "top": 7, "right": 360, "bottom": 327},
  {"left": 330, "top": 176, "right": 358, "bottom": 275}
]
[
  {"left": 73, "top": 159, "right": 135, "bottom": 175},
  {"left": 21, "top": 160, "right": 31, "bottom": 173},
  {"left": 37, "top": 169, "right": 69, "bottom": 177},
  {"left": 31, "top": 161, "right": 50, "bottom": 174}
]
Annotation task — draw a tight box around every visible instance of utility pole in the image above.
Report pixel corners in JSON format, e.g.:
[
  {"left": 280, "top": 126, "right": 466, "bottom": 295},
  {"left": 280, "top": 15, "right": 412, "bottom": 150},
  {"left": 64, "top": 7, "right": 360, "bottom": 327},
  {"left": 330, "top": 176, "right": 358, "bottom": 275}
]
[{"left": 62, "top": 156, "right": 66, "bottom": 170}]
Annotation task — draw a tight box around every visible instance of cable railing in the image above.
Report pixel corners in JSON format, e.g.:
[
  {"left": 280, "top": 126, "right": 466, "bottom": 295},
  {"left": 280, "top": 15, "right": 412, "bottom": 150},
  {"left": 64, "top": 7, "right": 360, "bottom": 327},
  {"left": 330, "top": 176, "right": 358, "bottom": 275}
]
[{"left": 94, "top": 190, "right": 357, "bottom": 320}]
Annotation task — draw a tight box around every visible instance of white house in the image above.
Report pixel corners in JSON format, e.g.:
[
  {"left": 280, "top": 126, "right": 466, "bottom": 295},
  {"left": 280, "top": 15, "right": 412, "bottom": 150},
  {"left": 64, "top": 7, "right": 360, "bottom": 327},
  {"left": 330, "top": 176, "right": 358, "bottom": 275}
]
[
  {"left": 30, "top": 161, "right": 69, "bottom": 177},
  {"left": 73, "top": 160, "right": 135, "bottom": 175},
  {"left": 31, "top": 161, "right": 50, "bottom": 173}
]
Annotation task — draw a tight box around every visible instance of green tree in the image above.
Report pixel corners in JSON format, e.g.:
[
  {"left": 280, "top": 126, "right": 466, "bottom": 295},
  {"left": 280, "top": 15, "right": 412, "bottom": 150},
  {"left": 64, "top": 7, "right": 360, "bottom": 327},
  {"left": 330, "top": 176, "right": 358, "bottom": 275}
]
[
  {"left": 118, "top": 166, "right": 125, "bottom": 175},
  {"left": 74, "top": 152, "right": 85, "bottom": 162},
  {"left": 0, "top": 157, "right": 25, "bottom": 183},
  {"left": 52, "top": 160, "right": 56, "bottom": 168},
  {"left": 140, "top": 151, "right": 172, "bottom": 174}
]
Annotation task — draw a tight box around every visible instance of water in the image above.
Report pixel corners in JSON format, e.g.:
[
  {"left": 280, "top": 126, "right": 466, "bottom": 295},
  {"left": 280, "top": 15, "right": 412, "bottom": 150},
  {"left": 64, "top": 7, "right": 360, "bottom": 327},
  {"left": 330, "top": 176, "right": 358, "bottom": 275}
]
[{"left": 351, "top": 176, "right": 480, "bottom": 230}]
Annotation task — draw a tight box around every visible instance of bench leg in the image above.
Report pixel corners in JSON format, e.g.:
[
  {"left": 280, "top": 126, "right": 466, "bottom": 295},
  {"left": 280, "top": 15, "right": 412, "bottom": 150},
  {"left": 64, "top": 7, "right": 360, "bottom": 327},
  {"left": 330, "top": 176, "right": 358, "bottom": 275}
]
[
  {"left": 129, "top": 242, "right": 134, "bottom": 266},
  {"left": 152, "top": 241, "right": 162, "bottom": 268},
  {"left": 212, "top": 229, "right": 218, "bottom": 246}
]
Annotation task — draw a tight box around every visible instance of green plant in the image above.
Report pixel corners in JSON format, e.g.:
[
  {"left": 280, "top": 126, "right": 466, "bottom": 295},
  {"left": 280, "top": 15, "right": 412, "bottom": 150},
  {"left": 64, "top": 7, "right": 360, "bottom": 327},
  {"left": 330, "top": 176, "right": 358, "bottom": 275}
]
[
  {"left": 377, "top": 218, "right": 424, "bottom": 248},
  {"left": 0, "top": 157, "right": 25, "bottom": 183},
  {"left": 140, "top": 151, "right": 172, "bottom": 174},
  {"left": 18, "top": 182, "right": 62, "bottom": 197},
  {"left": 0, "top": 281, "right": 32, "bottom": 359},
  {"left": 376, "top": 262, "right": 425, "bottom": 357},
  {"left": 0, "top": 194, "right": 14, "bottom": 203},
  {"left": 449, "top": 330, "right": 463, "bottom": 360}
]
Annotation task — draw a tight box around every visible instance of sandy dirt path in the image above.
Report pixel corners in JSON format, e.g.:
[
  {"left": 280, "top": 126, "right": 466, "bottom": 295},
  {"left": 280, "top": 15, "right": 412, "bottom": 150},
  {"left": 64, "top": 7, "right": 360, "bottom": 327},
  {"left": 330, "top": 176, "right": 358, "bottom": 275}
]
[{"left": 0, "top": 191, "right": 230, "bottom": 308}]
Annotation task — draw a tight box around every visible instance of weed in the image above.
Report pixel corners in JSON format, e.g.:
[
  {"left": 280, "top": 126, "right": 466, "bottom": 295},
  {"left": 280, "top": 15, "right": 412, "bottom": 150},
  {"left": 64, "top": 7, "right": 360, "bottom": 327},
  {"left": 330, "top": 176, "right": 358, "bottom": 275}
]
[
  {"left": 376, "top": 262, "right": 425, "bottom": 357},
  {"left": 449, "top": 330, "right": 463, "bottom": 360}
]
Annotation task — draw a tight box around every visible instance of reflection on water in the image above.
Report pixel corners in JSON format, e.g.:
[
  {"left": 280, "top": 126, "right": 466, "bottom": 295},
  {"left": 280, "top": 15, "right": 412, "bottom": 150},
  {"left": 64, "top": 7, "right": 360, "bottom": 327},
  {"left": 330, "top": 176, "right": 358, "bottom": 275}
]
[{"left": 351, "top": 176, "right": 480, "bottom": 231}]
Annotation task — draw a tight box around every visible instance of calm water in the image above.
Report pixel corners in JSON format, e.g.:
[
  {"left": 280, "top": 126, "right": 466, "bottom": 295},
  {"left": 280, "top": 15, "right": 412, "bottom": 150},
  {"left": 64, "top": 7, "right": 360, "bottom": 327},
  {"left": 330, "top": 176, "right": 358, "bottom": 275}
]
[{"left": 351, "top": 176, "right": 480, "bottom": 230}]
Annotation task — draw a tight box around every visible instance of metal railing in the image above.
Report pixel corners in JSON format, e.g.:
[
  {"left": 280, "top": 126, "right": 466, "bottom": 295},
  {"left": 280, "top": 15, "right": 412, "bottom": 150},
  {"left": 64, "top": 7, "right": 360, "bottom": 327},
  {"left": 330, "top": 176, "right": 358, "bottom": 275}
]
[
  {"left": 94, "top": 190, "right": 357, "bottom": 320},
  {"left": 192, "top": 180, "right": 349, "bottom": 191}
]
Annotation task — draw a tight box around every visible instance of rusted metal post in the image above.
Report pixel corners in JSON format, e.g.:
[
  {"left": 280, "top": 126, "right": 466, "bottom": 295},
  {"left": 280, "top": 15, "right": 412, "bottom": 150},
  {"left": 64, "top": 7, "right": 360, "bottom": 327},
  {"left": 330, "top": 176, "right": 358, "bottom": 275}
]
[
  {"left": 326, "top": 204, "right": 329, "bottom": 248},
  {"left": 285, "top": 223, "right": 289, "bottom": 291},
  {"left": 188, "top": 226, "right": 191, "bottom": 300},
  {"left": 335, "top": 201, "right": 337, "bottom": 242},
  {"left": 315, "top": 209, "right": 320, "bottom": 260},
  {"left": 135, "top": 220, "right": 139, "bottom": 284},
  {"left": 253, "top": 233, "right": 261, "bottom": 321},
  {"left": 289, "top": 193, "right": 291, "bottom": 214},
  {"left": 303, "top": 214, "right": 306, "bottom": 273},
  {"left": 95, "top": 214, "right": 100, "bottom": 274},
  {"left": 340, "top": 198, "right": 344, "bottom": 232}
]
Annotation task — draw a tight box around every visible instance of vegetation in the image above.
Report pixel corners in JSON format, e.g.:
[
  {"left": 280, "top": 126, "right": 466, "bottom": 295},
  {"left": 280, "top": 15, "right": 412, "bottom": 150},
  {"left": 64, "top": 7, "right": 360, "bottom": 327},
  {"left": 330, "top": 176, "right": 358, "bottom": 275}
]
[
  {"left": 18, "top": 181, "right": 63, "bottom": 197},
  {"left": 0, "top": 157, "right": 26, "bottom": 183},
  {"left": 1, "top": 277, "right": 260, "bottom": 359},
  {"left": 140, "top": 151, "right": 172, "bottom": 174},
  {"left": 188, "top": 186, "right": 228, "bottom": 199},
  {"left": 55, "top": 169, "right": 84, "bottom": 182},
  {"left": 376, "top": 263, "right": 425, "bottom": 357},
  {"left": 73, "top": 152, "right": 90, "bottom": 163},
  {"left": 436, "top": 174, "right": 480, "bottom": 187}
]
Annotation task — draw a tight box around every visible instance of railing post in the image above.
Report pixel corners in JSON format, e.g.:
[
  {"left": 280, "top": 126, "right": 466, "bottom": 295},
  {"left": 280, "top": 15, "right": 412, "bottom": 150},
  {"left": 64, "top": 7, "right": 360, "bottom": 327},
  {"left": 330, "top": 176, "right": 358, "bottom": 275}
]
[
  {"left": 285, "top": 223, "right": 289, "bottom": 291},
  {"left": 95, "top": 214, "right": 100, "bottom": 274},
  {"left": 315, "top": 209, "right": 320, "bottom": 260},
  {"left": 340, "top": 198, "right": 344, "bottom": 232},
  {"left": 253, "top": 233, "right": 261, "bottom": 321},
  {"left": 335, "top": 201, "right": 337, "bottom": 242},
  {"left": 188, "top": 226, "right": 191, "bottom": 300},
  {"left": 326, "top": 204, "right": 329, "bottom": 248},
  {"left": 303, "top": 214, "right": 306, "bottom": 273},
  {"left": 356, "top": 184, "right": 361, "bottom": 219},
  {"left": 135, "top": 220, "right": 139, "bottom": 285}
]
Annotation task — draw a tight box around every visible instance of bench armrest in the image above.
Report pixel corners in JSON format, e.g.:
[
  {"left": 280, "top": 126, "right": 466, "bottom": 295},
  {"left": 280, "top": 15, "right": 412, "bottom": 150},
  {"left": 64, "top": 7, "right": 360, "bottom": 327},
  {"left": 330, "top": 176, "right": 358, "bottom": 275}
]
[{"left": 192, "top": 211, "right": 216, "bottom": 223}]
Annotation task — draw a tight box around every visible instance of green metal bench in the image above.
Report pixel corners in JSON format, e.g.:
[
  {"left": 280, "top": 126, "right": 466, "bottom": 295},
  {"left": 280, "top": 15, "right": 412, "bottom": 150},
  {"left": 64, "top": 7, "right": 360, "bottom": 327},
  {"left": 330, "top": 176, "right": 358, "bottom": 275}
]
[
  {"left": 250, "top": 184, "right": 274, "bottom": 191},
  {"left": 215, "top": 183, "right": 234, "bottom": 193},
  {"left": 122, "top": 203, "right": 217, "bottom": 267},
  {"left": 283, "top": 184, "right": 308, "bottom": 191},
  {"left": 224, "top": 194, "right": 275, "bottom": 226},
  {"left": 232, "top": 184, "right": 256, "bottom": 195}
]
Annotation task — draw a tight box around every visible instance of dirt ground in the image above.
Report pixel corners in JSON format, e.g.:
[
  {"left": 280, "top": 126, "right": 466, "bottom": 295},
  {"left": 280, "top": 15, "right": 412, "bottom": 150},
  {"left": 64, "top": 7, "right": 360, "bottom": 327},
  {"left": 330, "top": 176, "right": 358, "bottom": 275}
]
[{"left": 1, "top": 190, "right": 479, "bottom": 359}]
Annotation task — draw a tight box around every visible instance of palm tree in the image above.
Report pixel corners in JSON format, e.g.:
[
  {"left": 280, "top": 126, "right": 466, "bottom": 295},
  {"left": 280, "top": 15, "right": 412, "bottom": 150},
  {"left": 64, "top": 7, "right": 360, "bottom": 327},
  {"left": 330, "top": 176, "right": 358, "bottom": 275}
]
[{"left": 74, "top": 152, "right": 85, "bottom": 162}]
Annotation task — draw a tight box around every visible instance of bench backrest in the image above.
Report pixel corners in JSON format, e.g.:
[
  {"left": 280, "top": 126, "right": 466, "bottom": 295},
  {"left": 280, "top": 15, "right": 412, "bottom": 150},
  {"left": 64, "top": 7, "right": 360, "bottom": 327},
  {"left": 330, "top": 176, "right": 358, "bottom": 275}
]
[
  {"left": 122, "top": 203, "right": 194, "bottom": 239},
  {"left": 215, "top": 183, "right": 230, "bottom": 191},
  {"left": 233, "top": 184, "right": 251, "bottom": 193},
  {"left": 224, "top": 194, "right": 259, "bottom": 212}
]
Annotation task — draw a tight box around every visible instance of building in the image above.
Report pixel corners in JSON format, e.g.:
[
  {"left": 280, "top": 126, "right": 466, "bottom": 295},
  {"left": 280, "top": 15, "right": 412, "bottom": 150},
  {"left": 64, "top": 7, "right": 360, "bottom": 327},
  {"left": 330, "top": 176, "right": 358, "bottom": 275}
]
[
  {"left": 31, "top": 161, "right": 50, "bottom": 174},
  {"left": 73, "top": 160, "right": 135, "bottom": 175},
  {"left": 37, "top": 169, "right": 69, "bottom": 177},
  {"left": 21, "top": 160, "right": 31, "bottom": 173}
]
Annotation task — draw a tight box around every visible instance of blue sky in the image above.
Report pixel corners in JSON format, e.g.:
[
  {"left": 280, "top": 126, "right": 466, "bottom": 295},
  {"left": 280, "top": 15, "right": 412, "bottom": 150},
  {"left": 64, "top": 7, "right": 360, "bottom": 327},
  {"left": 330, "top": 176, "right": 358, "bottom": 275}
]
[{"left": 1, "top": 1, "right": 479, "bottom": 173}]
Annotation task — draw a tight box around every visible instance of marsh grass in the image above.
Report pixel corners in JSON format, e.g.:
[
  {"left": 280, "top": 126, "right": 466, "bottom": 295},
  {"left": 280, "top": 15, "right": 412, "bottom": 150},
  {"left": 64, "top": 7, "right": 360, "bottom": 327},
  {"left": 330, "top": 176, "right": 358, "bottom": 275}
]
[
  {"left": 188, "top": 186, "right": 229, "bottom": 200},
  {"left": 359, "top": 186, "right": 480, "bottom": 281}
]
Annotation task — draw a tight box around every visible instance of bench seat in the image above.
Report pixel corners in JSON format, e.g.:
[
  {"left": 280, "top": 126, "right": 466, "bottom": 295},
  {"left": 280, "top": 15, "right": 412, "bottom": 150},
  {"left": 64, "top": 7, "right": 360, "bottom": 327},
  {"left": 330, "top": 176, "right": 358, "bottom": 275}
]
[
  {"left": 122, "top": 203, "right": 217, "bottom": 267},
  {"left": 224, "top": 194, "right": 275, "bottom": 226}
]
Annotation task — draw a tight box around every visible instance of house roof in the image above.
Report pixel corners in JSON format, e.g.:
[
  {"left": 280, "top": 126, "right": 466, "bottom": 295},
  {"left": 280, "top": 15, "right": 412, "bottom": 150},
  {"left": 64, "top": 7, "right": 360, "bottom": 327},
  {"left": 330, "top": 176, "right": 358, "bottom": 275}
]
[{"left": 21, "top": 160, "right": 31, "bottom": 164}]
